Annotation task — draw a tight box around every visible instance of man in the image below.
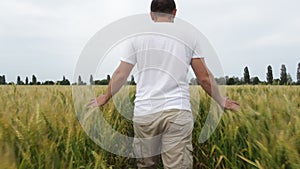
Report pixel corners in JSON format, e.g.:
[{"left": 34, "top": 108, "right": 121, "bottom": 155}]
[{"left": 88, "top": 0, "right": 240, "bottom": 168}]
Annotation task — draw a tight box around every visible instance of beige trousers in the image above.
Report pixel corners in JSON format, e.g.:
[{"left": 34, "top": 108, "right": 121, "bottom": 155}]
[{"left": 133, "top": 109, "right": 194, "bottom": 169}]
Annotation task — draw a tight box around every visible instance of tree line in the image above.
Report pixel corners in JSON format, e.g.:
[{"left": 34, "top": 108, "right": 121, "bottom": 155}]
[
  {"left": 191, "top": 63, "right": 300, "bottom": 85},
  {"left": 0, "top": 75, "right": 71, "bottom": 86},
  {"left": 222, "top": 64, "right": 300, "bottom": 85},
  {"left": 0, "top": 74, "right": 136, "bottom": 86},
  {"left": 1, "top": 63, "right": 300, "bottom": 86}
]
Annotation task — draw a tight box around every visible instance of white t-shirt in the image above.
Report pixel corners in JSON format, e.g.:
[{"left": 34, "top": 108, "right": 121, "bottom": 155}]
[{"left": 120, "top": 22, "right": 203, "bottom": 116}]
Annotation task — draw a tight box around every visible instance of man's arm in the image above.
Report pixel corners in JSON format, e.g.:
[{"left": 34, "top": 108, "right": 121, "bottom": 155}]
[
  {"left": 191, "top": 58, "right": 239, "bottom": 111},
  {"left": 88, "top": 61, "right": 134, "bottom": 108}
]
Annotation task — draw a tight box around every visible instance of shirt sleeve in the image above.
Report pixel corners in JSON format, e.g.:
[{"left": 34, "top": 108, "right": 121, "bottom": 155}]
[
  {"left": 192, "top": 39, "right": 205, "bottom": 59},
  {"left": 120, "top": 39, "right": 137, "bottom": 65}
]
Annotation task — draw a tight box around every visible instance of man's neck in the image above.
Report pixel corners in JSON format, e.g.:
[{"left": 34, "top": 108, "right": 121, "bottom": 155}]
[{"left": 154, "top": 17, "right": 174, "bottom": 23}]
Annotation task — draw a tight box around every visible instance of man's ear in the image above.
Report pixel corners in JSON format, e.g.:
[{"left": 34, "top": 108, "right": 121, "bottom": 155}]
[
  {"left": 172, "top": 9, "right": 177, "bottom": 16},
  {"left": 150, "top": 12, "right": 155, "bottom": 20}
]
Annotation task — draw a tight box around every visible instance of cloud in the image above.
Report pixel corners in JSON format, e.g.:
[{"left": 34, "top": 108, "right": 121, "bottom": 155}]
[
  {"left": 0, "top": 0, "right": 299, "bottom": 82},
  {"left": 244, "top": 18, "right": 300, "bottom": 49}
]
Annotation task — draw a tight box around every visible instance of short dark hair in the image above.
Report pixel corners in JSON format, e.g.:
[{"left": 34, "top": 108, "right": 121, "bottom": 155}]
[{"left": 151, "top": 0, "right": 176, "bottom": 14}]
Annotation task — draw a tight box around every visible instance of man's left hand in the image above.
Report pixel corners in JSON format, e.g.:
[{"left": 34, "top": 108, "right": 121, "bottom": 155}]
[
  {"left": 87, "top": 94, "right": 109, "bottom": 109},
  {"left": 224, "top": 98, "right": 240, "bottom": 111}
]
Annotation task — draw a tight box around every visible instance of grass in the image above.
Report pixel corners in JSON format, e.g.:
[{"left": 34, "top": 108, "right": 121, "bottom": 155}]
[{"left": 0, "top": 85, "right": 299, "bottom": 169}]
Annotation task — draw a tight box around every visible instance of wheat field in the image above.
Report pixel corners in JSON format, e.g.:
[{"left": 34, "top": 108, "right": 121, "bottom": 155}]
[{"left": 0, "top": 85, "right": 299, "bottom": 169}]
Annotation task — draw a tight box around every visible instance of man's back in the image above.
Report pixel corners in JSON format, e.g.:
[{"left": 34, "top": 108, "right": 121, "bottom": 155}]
[{"left": 121, "top": 23, "right": 202, "bottom": 116}]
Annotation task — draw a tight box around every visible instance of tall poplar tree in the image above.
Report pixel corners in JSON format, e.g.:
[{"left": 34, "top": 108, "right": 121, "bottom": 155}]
[
  {"left": 297, "top": 63, "right": 300, "bottom": 85},
  {"left": 244, "top": 66, "right": 250, "bottom": 84},
  {"left": 280, "top": 64, "right": 287, "bottom": 85},
  {"left": 32, "top": 75, "right": 37, "bottom": 85},
  {"left": 25, "top": 77, "right": 29, "bottom": 85},
  {"left": 90, "top": 75, "right": 94, "bottom": 85},
  {"left": 266, "top": 65, "right": 273, "bottom": 84},
  {"left": 17, "top": 76, "right": 22, "bottom": 85}
]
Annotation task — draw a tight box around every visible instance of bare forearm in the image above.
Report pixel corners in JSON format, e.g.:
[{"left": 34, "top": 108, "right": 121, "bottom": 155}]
[
  {"left": 88, "top": 61, "right": 134, "bottom": 108},
  {"left": 191, "top": 58, "right": 226, "bottom": 107},
  {"left": 198, "top": 71, "right": 225, "bottom": 106},
  {"left": 104, "top": 71, "right": 127, "bottom": 100},
  {"left": 191, "top": 59, "right": 239, "bottom": 111}
]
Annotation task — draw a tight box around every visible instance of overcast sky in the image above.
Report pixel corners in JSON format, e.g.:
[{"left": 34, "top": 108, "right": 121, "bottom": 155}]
[{"left": 0, "top": 0, "right": 299, "bottom": 83}]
